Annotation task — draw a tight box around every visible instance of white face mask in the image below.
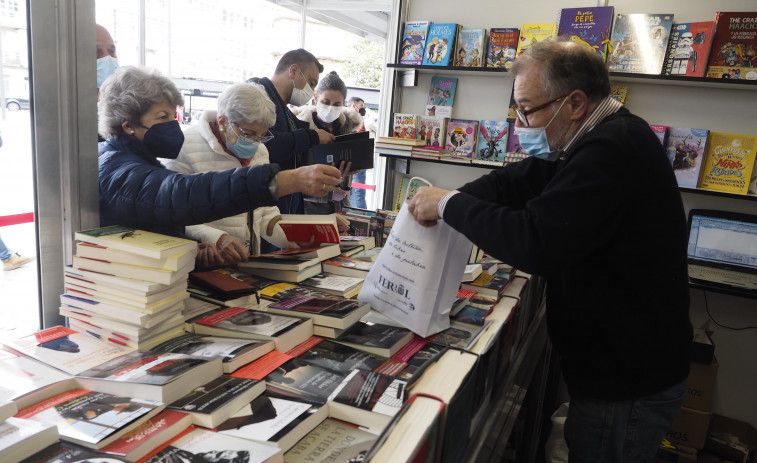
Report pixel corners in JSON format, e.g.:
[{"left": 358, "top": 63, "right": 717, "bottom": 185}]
[
  {"left": 316, "top": 103, "right": 341, "bottom": 123},
  {"left": 290, "top": 69, "right": 314, "bottom": 106}
]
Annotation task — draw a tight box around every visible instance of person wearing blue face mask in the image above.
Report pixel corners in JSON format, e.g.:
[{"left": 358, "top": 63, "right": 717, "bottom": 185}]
[
  {"left": 99, "top": 66, "right": 346, "bottom": 269},
  {"left": 163, "top": 82, "right": 299, "bottom": 263},
  {"left": 96, "top": 24, "right": 118, "bottom": 90},
  {"left": 409, "top": 38, "right": 692, "bottom": 463}
]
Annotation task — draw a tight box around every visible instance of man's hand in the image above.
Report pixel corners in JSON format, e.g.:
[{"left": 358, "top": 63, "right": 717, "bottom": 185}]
[
  {"left": 316, "top": 129, "right": 335, "bottom": 144},
  {"left": 407, "top": 186, "right": 450, "bottom": 227},
  {"left": 276, "top": 164, "right": 343, "bottom": 198},
  {"left": 216, "top": 234, "right": 249, "bottom": 265}
]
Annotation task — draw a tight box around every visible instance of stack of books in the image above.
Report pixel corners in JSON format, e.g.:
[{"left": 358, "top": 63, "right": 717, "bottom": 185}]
[
  {"left": 60, "top": 225, "right": 199, "bottom": 350},
  {"left": 374, "top": 136, "right": 427, "bottom": 157},
  {"left": 0, "top": 400, "right": 59, "bottom": 462}
]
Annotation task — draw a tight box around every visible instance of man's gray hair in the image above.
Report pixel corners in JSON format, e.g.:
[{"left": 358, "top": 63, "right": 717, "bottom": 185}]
[
  {"left": 97, "top": 66, "right": 184, "bottom": 139},
  {"left": 511, "top": 38, "right": 610, "bottom": 104},
  {"left": 217, "top": 82, "right": 276, "bottom": 128}
]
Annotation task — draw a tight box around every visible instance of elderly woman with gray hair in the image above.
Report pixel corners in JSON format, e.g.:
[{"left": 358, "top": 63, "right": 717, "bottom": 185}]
[
  {"left": 162, "top": 82, "right": 297, "bottom": 263},
  {"left": 98, "top": 66, "right": 344, "bottom": 267}
]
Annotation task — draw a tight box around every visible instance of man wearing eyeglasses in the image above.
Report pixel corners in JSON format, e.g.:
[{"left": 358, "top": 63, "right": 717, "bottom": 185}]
[
  {"left": 409, "top": 38, "right": 692, "bottom": 462},
  {"left": 248, "top": 49, "right": 336, "bottom": 215}
]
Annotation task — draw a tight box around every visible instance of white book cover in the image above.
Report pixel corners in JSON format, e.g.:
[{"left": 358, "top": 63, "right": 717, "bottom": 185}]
[
  {"left": 0, "top": 417, "right": 59, "bottom": 462},
  {"left": 3, "top": 326, "right": 131, "bottom": 375},
  {"left": 0, "top": 350, "right": 74, "bottom": 409},
  {"left": 143, "top": 427, "right": 282, "bottom": 463},
  {"left": 0, "top": 401, "right": 17, "bottom": 422}
]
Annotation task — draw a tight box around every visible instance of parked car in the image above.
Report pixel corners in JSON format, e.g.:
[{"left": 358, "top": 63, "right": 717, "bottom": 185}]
[{"left": 5, "top": 97, "right": 30, "bottom": 111}]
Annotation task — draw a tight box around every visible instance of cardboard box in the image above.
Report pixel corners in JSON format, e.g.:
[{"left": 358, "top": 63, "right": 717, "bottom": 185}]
[
  {"left": 704, "top": 414, "right": 757, "bottom": 463},
  {"left": 667, "top": 406, "right": 712, "bottom": 449},
  {"left": 683, "top": 358, "right": 719, "bottom": 412}
]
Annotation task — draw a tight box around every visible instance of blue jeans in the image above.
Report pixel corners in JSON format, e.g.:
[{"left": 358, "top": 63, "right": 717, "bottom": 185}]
[
  {"left": 0, "top": 231, "right": 11, "bottom": 262},
  {"left": 350, "top": 169, "right": 367, "bottom": 209},
  {"left": 564, "top": 379, "right": 686, "bottom": 463}
]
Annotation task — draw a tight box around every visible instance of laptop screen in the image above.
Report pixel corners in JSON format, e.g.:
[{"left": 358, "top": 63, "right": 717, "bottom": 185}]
[{"left": 687, "top": 210, "right": 757, "bottom": 271}]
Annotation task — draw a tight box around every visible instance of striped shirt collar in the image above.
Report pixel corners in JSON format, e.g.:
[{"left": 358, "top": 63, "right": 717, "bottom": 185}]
[{"left": 560, "top": 95, "right": 622, "bottom": 158}]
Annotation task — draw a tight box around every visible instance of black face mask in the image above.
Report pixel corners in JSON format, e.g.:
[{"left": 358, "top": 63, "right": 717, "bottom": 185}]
[
  {"left": 135, "top": 120, "right": 185, "bottom": 159},
  {"left": 358, "top": 107, "right": 366, "bottom": 117}
]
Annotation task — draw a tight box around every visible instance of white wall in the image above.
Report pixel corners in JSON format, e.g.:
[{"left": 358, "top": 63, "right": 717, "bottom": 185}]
[{"left": 395, "top": 0, "right": 757, "bottom": 425}]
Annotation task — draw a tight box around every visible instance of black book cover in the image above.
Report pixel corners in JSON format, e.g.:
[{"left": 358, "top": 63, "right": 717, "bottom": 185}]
[{"left": 310, "top": 135, "right": 375, "bottom": 170}]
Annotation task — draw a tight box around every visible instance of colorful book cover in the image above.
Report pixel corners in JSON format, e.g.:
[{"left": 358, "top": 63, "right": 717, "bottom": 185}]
[
  {"left": 426, "top": 76, "right": 457, "bottom": 106},
  {"left": 516, "top": 23, "right": 557, "bottom": 58},
  {"left": 650, "top": 124, "right": 669, "bottom": 146},
  {"left": 610, "top": 84, "right": 629, "bottom": 105},
  {"left": 445, "top": 119, "right": 479, "bottom": 158},
  {"left": 421, "top": 23, "right": 460, "bottom": 66},
  {"left": 392, "top": 113, "right": 418, "bottom": 139},
  {"left": 698, "top": 132, "right": 757, "bottom": 195},
  {"left": 663, "top": 22, "right": 716, "bottom": 77},
  {"left": 607, "top": 13, "right": 675, "bottom": 74},
  {"left": 455, "top": 27, "right": 486, "bottom": 67},
  {"left": 398, "top": 21, "right": 430, "bottom": 65},
  {"left": 506, "top": 120, "right": 527, "bottom": 155},
  {"left": 475, "top": 120, "right": 509, "bottom": 165},
  {"left": 706, "top": 12, "right": 757, "bottom": 80},
  {"left": 417, "top": 115, "right": 448, "bottom": 149},
  {"left": 665, "top": 127, "right": 710, "bottom": 188},
  {"left": 557, "top": 6, "right": 615, "bottom": 61},
  {"left": 486, "top": 28, "right": 519, "bottom": 69}
]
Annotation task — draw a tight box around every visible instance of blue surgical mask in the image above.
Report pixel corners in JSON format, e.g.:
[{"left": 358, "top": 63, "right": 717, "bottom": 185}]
[
  {"left": 96, "top": 55, "right": 119, "bottom": 88},
  {"left": 227, "top": 135, "right": 260, "bottom": 159},
  {"left": 513, "top": 98, "right": 568, "bottom": 162}
]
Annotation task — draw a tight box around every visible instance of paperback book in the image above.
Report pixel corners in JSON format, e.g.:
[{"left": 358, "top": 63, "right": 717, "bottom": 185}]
[
  {"left": 486, "top": 27, "right": 519, "bottom": 69},
  {"left": 454, "top": 27, "right": 486, "bottom": 67},
  {"left": 607, "top": 13, "right": 675, "bottom": 74},
  {"left": 22, "top": 442, "right": 131, "bottom": 463},
  {"left": 75, "top": 241, "right": 197, "bottom": 271},
  {"left": 327, "top": 369, "right": 407, "bottom": 433},
  {"left": 299, "top": 273, "right": 364, "bottom": 298},
  {"left": 334, "top": 321, "right": 414, "bottom": 357},
  {"left": 399, "top": 20, "right": 430, "bottom": 65},
  {"left": 421, "top": 23, "right": 460, "bottom": 66},
  {"left": 475, "top": 120, "right": 509, "bottom": 165},
  {"left": 265, "top": 357, "right": 346, "bottom": 403},
  {"left": 698, "top": 132, "right": 757, "bottom": 195},
  {"left": 664, "top": 127, "right": 710, "bottom": 189},
  {"left": 74, "top": 225, "right": 197, "bottom": 260},
  {"left": 516, "top": 23, "right": 557, "bottom": 58},
  {"left": 428, "top": 320, "right": 490, "bottom": 351},
  {"left": 392, "top": 113, "right": 418, "bottom": 139},
  {"left": 290, "top": 337, "right": 387, "bottom": 374},
  {"left": 417, "top": 115, "right": 447, "bottom": 149},
  {"left": 556, "top": 6, "right": 615, "bottom": 61},
  {"left": 267, "top": 294, "right": 370, "bottom": 329},
  {"left": 284, "top": 417, "right": 377, "bottom": 463},
  {"left": 167, "top": 377, "right": 265, "bottom": 429},
  {"left": 150, "top": 333, "right": 275, "bottom": 373},
  {"left": 445, "top": 119, "right": 479, "bottom": 159},
  {"left": 425, "top": 76, "right": 456, "bottom": 121},
  {"left": 0, "top": 349, "right": 75, "bottom": 409},
  {"left": 99, "top": 409, "right": 192, "bottom": 461},
  {"left": 0, "top": 417, "right": 59, "bottom": 463},
  {"left": 663, "top": 21, "right": 716, "bottom": 77},
  {"left": 141, "top": 426, "right": 283, "bottom": 463},
  {"left": 706, "top": 12, "right": 757, "bottom": 80}
]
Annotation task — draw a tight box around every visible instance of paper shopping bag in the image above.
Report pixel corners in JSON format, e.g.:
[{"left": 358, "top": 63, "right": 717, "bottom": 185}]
[{"left": 357, "top": 202, "right": 473, "bottom": 337}]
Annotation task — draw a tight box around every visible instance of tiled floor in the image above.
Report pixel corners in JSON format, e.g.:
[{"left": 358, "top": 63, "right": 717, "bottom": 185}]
[{"left": 0, "top": 222, "right": 41, "bottom": 343}]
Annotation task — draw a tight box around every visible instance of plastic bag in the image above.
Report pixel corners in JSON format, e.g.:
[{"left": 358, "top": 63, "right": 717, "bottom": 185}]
[{"left": 357, "top": 201, "right": 472, "bottom": 337}]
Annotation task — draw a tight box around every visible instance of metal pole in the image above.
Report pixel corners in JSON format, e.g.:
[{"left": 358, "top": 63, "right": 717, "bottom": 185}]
[{"left": 300, "top": 0, "right": 307, "bottom": 48}]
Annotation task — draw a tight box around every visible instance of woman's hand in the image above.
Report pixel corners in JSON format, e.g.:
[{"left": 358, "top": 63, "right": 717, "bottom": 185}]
[
  {"left": 195, "top": 242, "right": 225, "bottom": 269},
  {"left": 216, "top": 234, "right": 248, "bottom": 265},
  {"left": 276, "top": 164, "right": 343, "bottom": 197}
]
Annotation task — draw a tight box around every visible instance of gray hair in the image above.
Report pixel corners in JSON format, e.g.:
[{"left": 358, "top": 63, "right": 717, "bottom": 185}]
[
  {"left": 315, "top": 71, "right": 347, "bottom": 100},
  {"left": 511, "top": 38, "right": 610, "bottom": 104},
  {"left": 216, "top": 82, "right": 276, "bottom": 128},
  {"left": 97, "top": 66, "right": 184, "bottom": 139}
]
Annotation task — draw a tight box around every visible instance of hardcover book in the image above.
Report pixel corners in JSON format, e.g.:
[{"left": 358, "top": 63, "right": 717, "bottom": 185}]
[
  {"left": 454, "top": 27, "right": 486, "bottom": 67},
  {"left": 706, "top": 12, "right": 757, "bottom": 80},
  {"left": 189, "top": 270, "right": 258, "bottom": 297},
  {"left": 399, "top": 20, "right": 430, "bottom": 65},
  {"left": 417, "top": 115, "right": 448, "bottom": 149},
  {"left": 421, "top": 23, "right": 460, "bottom": 66},
  {"left": 607, "top": 13, "right": 675, "bottom": 74},
  {"left": 516, "top": 23, "right": 557, "bottom": 59},
  {"left": 74, "top": 225, "right": 197, "bottom": 260},
  {"left": 650, "top": 124, "right": 669, "bottom": 146},
  {"left": 167, "top": 377, "right": 265, "bottom": 429},
  {"left": 3, "top": 326, "right": 130, "bottom": 376},
  {"left": 698, "top": 132, "right": 757, "bottom": 195},
  {"left": 0, "top": 418, "right": 59, "bottom": 463},
  {"left": 334, "top": 321, "right": 414, "bottom": 357},
  {"left": 486, "top": 27, "right": 519, "bottom": 69},
  {"left": 327, "top": 369, "right": 407, "bottom": 433},
  {"left": 141, "top": 426, "right": 283, "bottom": 463},
  {"left": 311, "top": 134, "right": 375, "bottom": 171},
  {"left": 150, "top": 333, "right": 275, "bottom": 373},
  {"left": 663, "top": 21, "right": 716, "bottom": 77},
  {"left": 15, "top": 389, "right": 164, "bottom": 449},
  {"left": 506, "top": 121, "right": 527, "bottom": 155},
  {"left": 475, "top": 120, "right": 509, "bottom": 165},
  {"left": 74, "top": 351, "right": 224, "bottom": 404},
  {"left": 216, "top": 393, "right": 328, "bottom": 454},
  {"left": 284, "top": 417, "right": 377, "bottom": 463},
  {"left": 557, "top": 6, "right": 615, "bottom": 61},
  {"left": 187, "top": 306, "right": 314, "bottom": 353},
  {"left": 664, "top": 127, "right": 710, "bottom": 189},
  {"left": 392, "top": 113, "right": 418, "bottom": 139},
  {"left": 276, "top": 214, "right": 340, "bottom": 244},
  {"left": 99, "top": 409, "right": 192, "bottom": 461},
  {"left": 445, "top": 119, "right": 479, "bottom": 159},
  {"left": 426, "top": 76, "right": 457, "bottom": 107},
  {"left": 260, "top": 244, "right": 341, "bottom": 262}
]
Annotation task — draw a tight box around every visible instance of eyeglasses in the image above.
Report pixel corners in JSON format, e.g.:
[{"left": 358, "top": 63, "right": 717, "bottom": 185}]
[
  {"left": 231, "top": 122, "right": 274, "bottom": 143},
  {"left": 511, "top": 94, "right": 570, "bottom": 127}
]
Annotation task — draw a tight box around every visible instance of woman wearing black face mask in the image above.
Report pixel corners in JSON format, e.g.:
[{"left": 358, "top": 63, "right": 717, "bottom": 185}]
[
  {"left": 98, "top": 66, "right": 344, "bottom": 267},
  {"left": 289, "top": 71, "right": 363, "bottom": 216}
]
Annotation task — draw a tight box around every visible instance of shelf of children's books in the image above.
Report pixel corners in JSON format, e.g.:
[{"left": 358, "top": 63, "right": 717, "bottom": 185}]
[
  {"left": 689, "top": 281, "right": 757, "bottom": 301},
  {"left": 680, "top": 187, "right": 757, "bottom": 202},
  {"left": 379, "top": 153, "right": 500, "bottom": 170},
  {"left": 610, "top": 72, "right": 757, "bottom": 90},
  {"left": 388, "top": 63, "right": 510, "bottom": 76}
]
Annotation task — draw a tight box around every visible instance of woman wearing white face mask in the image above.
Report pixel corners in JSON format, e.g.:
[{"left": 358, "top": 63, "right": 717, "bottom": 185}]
[
  {"left": 290, "top": 71, "right": 364, "bottom": 215},
  {"left": 162, "top": 82, "right": 299, "bottom": 263}
]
